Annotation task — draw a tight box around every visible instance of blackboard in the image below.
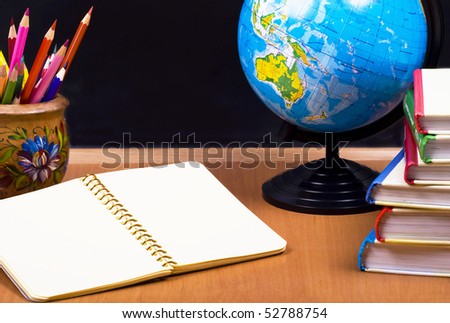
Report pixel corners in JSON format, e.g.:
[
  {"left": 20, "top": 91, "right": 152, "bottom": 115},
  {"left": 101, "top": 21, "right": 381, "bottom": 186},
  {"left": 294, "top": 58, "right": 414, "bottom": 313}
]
[{"left": 0, "top": 0, "right": 448, "bottom": 148}]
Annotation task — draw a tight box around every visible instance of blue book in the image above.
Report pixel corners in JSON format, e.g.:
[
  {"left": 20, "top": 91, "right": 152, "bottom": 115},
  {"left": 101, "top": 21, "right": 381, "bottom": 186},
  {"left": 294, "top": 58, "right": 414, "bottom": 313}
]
[
  {"left": 358, "top": 229, "right": 450, "bottom": 277},
  {"left": 365, "top": 149, "right": 450, "bottom": 210},
  {"left": 358, "top": 229, "right": 377, "bottom": 272}
]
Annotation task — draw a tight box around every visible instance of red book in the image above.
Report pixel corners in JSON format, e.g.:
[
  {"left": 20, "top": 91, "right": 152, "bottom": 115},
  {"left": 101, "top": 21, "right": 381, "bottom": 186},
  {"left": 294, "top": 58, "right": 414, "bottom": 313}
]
[
  {"left": 374, "top": 206, "right": 450, "bottom": 245},
  {"left": 413, "top": 68, "right": 450, "bottom": 135},
  {"left": 373, "top": 206, "right": 393, "bottom": 242}
]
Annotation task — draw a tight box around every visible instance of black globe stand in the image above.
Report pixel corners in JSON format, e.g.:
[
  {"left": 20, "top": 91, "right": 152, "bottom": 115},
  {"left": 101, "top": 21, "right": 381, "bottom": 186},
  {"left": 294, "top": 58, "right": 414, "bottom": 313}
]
[{"left": 262, "top": 130, "right": 381, "bottom": 215}]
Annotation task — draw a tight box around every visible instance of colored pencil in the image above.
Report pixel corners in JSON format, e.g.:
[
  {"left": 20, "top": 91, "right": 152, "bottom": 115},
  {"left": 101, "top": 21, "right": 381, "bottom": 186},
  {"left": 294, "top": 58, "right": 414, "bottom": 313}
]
[
  {"left": 23, "top": 63, "right": 28, "bottom": 87},
  {"left": 28, "top": 40, "right": 68, "bottom": 104},
  {"left": 0, "top": 50, "right": 8, "bottom": 75},
  {"left": 14, "top": 57, "right": 25, "bottom": 98},
  {"left": 8, "top": 18, "right": 16, "bottom": 65},
  {"left": 42, "top": 64, "right": 66, "bottom": 102},
  {"left": 0, "top": 64, "right": 7, "bottom": 99},
  {"left": 41, "top": 56, "right": 51, "bottom": 78},
  {"left": 41, "top": 45, "right": 57, "bottom": 79},
  {"left": 2, "top": 64, "right": 18, "bottom": 104},
  {"left": 8, "top": 8, "right": 29, "bottom": 79},
  {"left": 20, "top": 19, "right": 56, "bottom": 103},
  {"left": 60, "top": 6, "right": 93, "bottom": 74}
]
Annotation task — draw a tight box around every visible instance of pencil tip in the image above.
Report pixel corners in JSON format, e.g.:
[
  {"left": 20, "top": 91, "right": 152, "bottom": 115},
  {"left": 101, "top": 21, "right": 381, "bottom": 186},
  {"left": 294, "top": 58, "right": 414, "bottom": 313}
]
[
  {"left": 63, "top": 39, "right": 69, "bottom": 47},
  {"left": 10, "top": 17, "right": 14, "bottom": 26},
  {"left": 24, "top": 8, "right": 30, "bottom": 16},
  {"left": 51, "top": 19, "right": 57, "bottom": 29},
  {"left": 88, "top": 6, "right": 94, "bottom": 14}
]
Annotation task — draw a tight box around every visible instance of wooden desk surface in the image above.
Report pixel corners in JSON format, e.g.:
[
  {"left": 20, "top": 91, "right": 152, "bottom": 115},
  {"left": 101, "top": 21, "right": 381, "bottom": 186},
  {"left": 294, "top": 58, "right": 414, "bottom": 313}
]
[{"left": 1, "top": 147, "right": 448, "bottom": 303}]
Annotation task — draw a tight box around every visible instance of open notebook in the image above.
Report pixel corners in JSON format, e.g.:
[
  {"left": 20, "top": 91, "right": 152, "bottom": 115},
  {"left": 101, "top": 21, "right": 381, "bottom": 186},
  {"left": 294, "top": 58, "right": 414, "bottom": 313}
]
[{"left": 0, "top": 162, "right": 286, "bottom": 302}]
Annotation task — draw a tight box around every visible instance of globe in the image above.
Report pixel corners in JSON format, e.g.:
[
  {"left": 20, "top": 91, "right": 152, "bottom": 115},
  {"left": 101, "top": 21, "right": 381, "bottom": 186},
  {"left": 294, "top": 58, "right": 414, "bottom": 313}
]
[
  {"left": 237, "top": 0, "right": 436, "bottom": 214},
  {"left": 237, "top": 0, "right": 428, "bottom": 133}
]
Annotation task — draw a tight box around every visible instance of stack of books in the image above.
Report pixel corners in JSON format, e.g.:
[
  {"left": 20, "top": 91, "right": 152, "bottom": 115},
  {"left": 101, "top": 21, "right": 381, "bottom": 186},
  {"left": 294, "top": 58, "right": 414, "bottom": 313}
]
[{"left": 359, "top": 68, "right": 450, "bottom": 277}]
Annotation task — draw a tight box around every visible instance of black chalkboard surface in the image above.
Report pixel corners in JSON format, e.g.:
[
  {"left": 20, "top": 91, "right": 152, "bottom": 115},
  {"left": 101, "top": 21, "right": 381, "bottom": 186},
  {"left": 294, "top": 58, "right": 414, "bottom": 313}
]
[{"left": 0, "top": 0, "right": 448, "bottom": 147}]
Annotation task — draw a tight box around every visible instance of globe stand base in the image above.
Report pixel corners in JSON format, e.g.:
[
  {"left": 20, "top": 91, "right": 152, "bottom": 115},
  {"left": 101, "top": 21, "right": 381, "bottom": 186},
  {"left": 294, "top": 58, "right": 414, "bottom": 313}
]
[
  {"left": 262, "top": 158, "right": 380, "bottom": 215},
  {"left": 262, "top": 130, "right": 380, "bottom": 215}
]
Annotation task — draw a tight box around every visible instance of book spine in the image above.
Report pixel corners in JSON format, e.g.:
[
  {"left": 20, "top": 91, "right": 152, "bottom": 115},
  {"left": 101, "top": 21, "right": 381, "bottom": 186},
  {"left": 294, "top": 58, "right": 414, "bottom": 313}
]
[
  {"left": 420, "top": 136, "right": 435, "bottom": 164},
  {"left": 403, "top": 89, "right": 433, "bottom": 163},
  {"left": 365, "top": 149, "right": 404, "bottom": 204},
  {"left": 80, "top": 174, "right": 177, "bottom": 269},
  {"left": 403, "top": 119, "right": 418, "bottom": 184},
  {"left": 413, "top": 69, "right": 427, "bottom": 134},
  {"left": 358, "top": 229, "right": 377, "bottom": 271},
  {"left": 374, "top": 207, "right": 393, "bottom": 242}
]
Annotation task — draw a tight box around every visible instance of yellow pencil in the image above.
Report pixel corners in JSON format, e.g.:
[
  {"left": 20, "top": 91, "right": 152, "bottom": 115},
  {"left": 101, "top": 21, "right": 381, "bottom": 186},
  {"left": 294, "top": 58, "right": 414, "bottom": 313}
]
[
  {"left": 0, "top": 50, "right": 9, "bottom": 75},
  {"left": 23, "top": 63, "right": 29, "bottom": 88},
  {"left": 0, "top": 64, "right": 7, "bottom": 99}
]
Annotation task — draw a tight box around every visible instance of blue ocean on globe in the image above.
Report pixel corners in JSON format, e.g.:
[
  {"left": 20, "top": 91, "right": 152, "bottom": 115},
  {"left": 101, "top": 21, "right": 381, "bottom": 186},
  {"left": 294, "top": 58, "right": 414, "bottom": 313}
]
[{"left": 238, "top": 0, "right": 428, "bottom": 133}]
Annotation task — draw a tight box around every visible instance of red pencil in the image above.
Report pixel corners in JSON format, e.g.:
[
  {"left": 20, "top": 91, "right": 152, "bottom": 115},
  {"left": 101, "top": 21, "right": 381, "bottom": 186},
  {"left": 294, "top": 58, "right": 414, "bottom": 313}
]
[
  {"left": 21, "top": 20, "right": 57, "bottom": 103},
  {"left": 8, "top": 18, "right": 16, "bottom": 65},
  {"left": 8, "top": 8, "right": 29, "bottom": 79},
  {"left": 60, "top": 6, "right": 93, "bottom": 74}
]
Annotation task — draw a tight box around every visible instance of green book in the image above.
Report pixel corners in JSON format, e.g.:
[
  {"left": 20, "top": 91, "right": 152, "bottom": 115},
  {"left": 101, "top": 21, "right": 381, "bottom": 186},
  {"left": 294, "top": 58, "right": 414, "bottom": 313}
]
[{"left": 403, "top": 89, "right": 450, "bottom": 163}]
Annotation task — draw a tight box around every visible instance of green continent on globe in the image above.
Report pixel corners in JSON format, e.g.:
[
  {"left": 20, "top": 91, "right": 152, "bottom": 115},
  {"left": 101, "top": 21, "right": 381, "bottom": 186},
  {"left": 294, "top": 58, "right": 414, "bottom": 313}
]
[
  {"left": 255, "top": 53, "right": 304, "bottom": 108},
  {"left": 250, "top": 0, "right": 311, "bottom": 108}
]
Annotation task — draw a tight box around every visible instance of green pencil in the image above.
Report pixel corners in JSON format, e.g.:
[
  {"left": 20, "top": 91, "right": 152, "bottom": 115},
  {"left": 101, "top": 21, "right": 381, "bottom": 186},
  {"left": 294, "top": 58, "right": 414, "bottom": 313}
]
[
  {"left": 13, "top": 57, "right": 25, "bottom": 99},
  {"left": 2, "top": 64, "right": 18, "bottom": 104}
]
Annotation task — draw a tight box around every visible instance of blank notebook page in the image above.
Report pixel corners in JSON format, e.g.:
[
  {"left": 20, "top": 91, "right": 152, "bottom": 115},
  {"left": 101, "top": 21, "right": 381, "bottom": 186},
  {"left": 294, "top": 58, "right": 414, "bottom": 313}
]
[
  {"left": 0, "top": 179, "right": 170, "bottom": 301},
  {"left": 96, "top": 162, "right": 287, "bottom": 272}
]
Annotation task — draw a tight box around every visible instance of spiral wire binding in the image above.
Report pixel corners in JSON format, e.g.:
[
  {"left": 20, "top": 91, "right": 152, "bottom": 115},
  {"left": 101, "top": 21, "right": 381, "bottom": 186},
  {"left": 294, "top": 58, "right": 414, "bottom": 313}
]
[{"left": 81, "top": 174, "right": 177, "bottom": 269}]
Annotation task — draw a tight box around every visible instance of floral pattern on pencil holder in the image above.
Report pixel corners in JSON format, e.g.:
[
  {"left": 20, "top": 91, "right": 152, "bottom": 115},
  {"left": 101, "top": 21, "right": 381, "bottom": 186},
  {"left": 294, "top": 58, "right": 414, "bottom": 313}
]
[{"left": 0, "top": 94, "right": 70, "bottom": 198}]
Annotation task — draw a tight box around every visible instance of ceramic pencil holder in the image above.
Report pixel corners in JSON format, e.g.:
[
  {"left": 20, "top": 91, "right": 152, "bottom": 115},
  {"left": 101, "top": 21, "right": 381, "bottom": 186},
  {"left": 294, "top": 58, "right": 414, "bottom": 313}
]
[{"left": 0, "top": 95, "right": 70, "bottom": 198}]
